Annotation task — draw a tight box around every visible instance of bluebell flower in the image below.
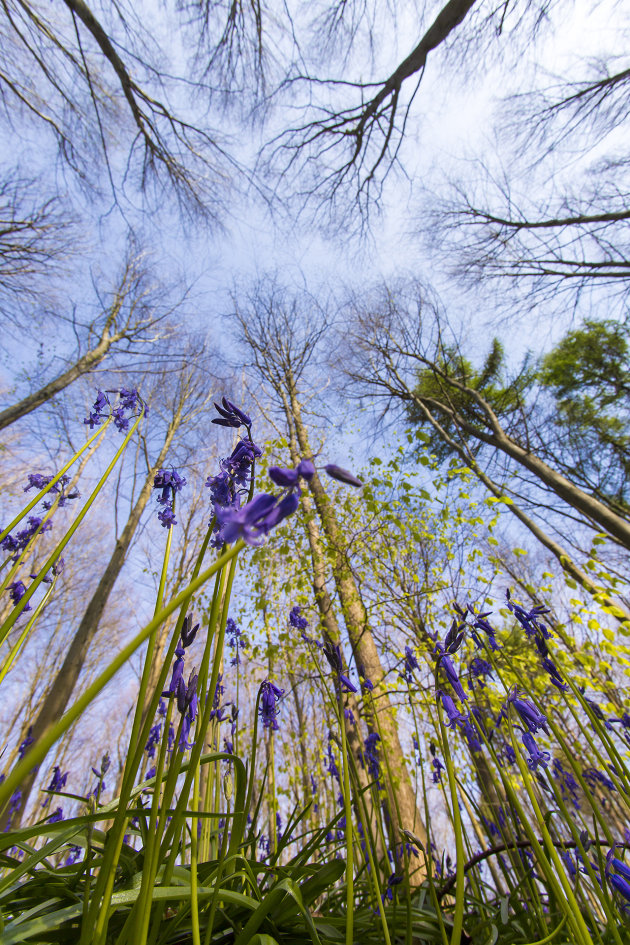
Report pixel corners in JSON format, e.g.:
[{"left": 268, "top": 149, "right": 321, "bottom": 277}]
[
  {"left": 163, "top": 645, "right": 186, "bottom": 696},
  {"left": 8, "top": 581, "right": 31, "bottom": 612},
  {"left": 269, "top": 466, "right": 300, "bottom": 487},
  {"left": 4, "top": 790, "right": 21, "bottom": 830},
  {"left": 444, "top": 617, "right": 466, "bottom": 653},
  {"left": 145, "top": 723, "right": 162, "bottom": 759},
  {"left": 522, "top": 731, "right": 550, "bottom": 770},
  {"left": 323, "top": 641, "right": 357, "bottom": 691},
  {"left": 551, "top": 758, "right": 580, "bottom": 810},
  {"left": 48, "top": 807, "right": 64, "bottom": 823},
  {"left": 215, "top": 492, "right": 296, "bottom": 546},
  {"left": 226, "top": 617, "right": 247, "bottom": 665},
  {"left": 470, "top": 610, "right": 500, "bottom": 650},
  {"left": 505, "top": 689, "right": 549, "bottom": 735},
  {"left": 437, "top": 690, "right": 468, "bottom": 730},
  {"left": 259, "top": 681, "right": 284, "bottom": 730},
  {"left": 560, "top": 848, "right": 577, "bottom": 879},
  {"left": 461, "top": 718, "right": 482, "bottom": 753},
  {"left": 297, "top": 458, "right": 315, "bottom": 480},
  {"left": 401, "top": 645, "right": 419, "bottom": 683},
  {"left": 181, "top": 614, "right": 199, "bottom": 649},
  {"left": 84, "top": 390, "right": 109, "bottom": 428},
  {"left": 324, "top": 464, "right": 363, "bottom": 487},
  {"left": 363, "top": 732, "right": 382, "bottom": 787},
  {"left": 42, "top": 766, "right": 68, "bottom": 808},
  {"left": 429, "top": 743, "right": 445, "bottom": 783},
  {"left": 439, "top": 654, "right": 468, "bottom": 703},
  {"left": 212, "top": 397, "right": 251, "bottom": 429},
  {"left": 289, "top": 605, "right": 308, "bottom": 630},
  {"left": 64, "top": 844, "right": 83, "bottom": 866},
  {"left": 18, "top": 726, "right": 34, "bottom": 758},
  {"left": 605, "top": 850, "right": 630, "bottom": 909},
  {"left": 382, "top": 873, "right": 403, "bottom": 903},
  {"left": 502, "top": 743, "right": 517, "bottom": 766},
  {"left": 157, "top": 506, "right": 177, "bottom": 528},
  {"left": 468, "top": 657, "right": 492, "bottom": 690},
  {"left": 327, "top": 734, "right": 339, "bottom": 780}
]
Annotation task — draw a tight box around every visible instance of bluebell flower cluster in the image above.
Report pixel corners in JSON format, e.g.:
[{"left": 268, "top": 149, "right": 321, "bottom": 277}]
[
  {"left": 42, "top": 766, "right": 68, "bottom": 808},
  {"left": 153, "top": 468, "right": 186, "bottom": 528},
  {"left": 206, "top": 434, "right": 262, "bottom": 547},
  {"left": 468, "top": 656, "right": 492, "bottom": 690},
  {"left": 363, "top": 732, "right": 382, "bottom": 788},
  {"left": 161, "top": 614, "right": 199, "bottom": 750},
  {"left": 2, "top": 515, "right": 52, "bottom": 560},
  {"left": 176, "top": 670, "right": 198, "bottom": 751},
  {"left": 506, "top": 590, "right": 568, "bottom": 692},
  {"left": 24, "top": 473, "right": 79, "bottom": 510},
  {"left": 7, "top": 580, "right": 31, "bottom": 612},
  {"left": 289, "top": 605, "right": 308, "bottom": 631},
  {"left": 401, "top": 645, "right": 419, "bottom": 683},
  {"left": 290, "top": 605, "right": 322, "bottom": 648},
  {"left": 84, "top": 388, "right": 143, "bottom": 432},
  {"left": 551, "top": 758, "right": 580, "bottom": 810},
  {"left": 259, "top": 681, "right": 284, "bottom": 731},
  {"left": 226, "top": 617, "right": 247, "bottom": 666},
  {"left": 429, "top": 742, "right": 445, "bottom": 783}
]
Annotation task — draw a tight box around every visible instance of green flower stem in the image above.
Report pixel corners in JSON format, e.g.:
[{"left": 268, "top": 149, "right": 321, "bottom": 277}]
[
  {"left": 129, "top": 500, "right": 176, "bottom": 756},
  {"left": 506, "top": 719, "right": 594, "bottom": 945},
  {"left": 0, "top": 578, "right": 56, "bottom": 682},
  {"left": 92, "top": 523, "right": 219, "bottom": 936},
  {"left": 0, "top": 409, "right": 144, "bottom": 647},
  {"left": 135, "top": 708, "right": 188, "bottom": 943},
  {"left": 152, "top": 556, "right": 239, "bottom": 881},
  {"left": 202, "top": 794, "right": 232, "bottom": 945},
  {"left": 0, "top": 539, "right": 244, "bottom": 821},
  {"left": 544, "top": 715, "right": 616, "bottom": 845},
  {"left": 0, "top": 419, "right": 111, "bottom": 547},
  {"left": 546, "top": 772, "right": 623, "bottom": 943},
  {"left": 190, "top": 764, "right": 202, "bottom": 945},
  {"left": 562, "top": 678, "right": 630, "bottom": 798},
  {"left": 337, "top": 690, "right": 354, "bottom": 945},
  {"left": 436, "top": 715, "right": 465, "bottom": 945},
  {"left": 0, "top": 496, "right": 58, "bottom": 599}
]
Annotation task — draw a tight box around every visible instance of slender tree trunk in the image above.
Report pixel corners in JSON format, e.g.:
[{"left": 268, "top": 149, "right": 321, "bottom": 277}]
[
  {"left": 2, "top": 416, "right": 181, "bottom": 827},
  {"left": 281, "top": 405, "right": 389, "bottom": 866},
  {"left": 287, "top": 390, "right": 427, "bottom": 879},
  {"left": 416, "top": 397, "right": 630, "bottom": 623},
  {"left": 422, "top": 388, "right": 630, "bottom": 550},
  {"left": 0, "top": 327, "right": 125, "bottom": 432}
]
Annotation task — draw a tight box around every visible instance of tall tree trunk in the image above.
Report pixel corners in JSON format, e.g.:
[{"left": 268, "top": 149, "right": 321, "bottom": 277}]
[
  {"left": 282, "top": 403, "right": 389, "bottom": 867},
  {"left": 421, "top": 383, "right": 630, "bottom": 550},
  {"left": 2, "top": 415, "right": 181, "bottom": 828},
  {"left": 414, "top": 397, "right": 630, "bottom": 623},
  {"left": 287, "top": 388, "right": 427, "bottom": 879}
]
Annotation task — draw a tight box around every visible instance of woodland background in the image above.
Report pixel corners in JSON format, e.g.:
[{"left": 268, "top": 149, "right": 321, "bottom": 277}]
[{"left": 0, "top": 0, "right": 629, "bottom": 877}]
